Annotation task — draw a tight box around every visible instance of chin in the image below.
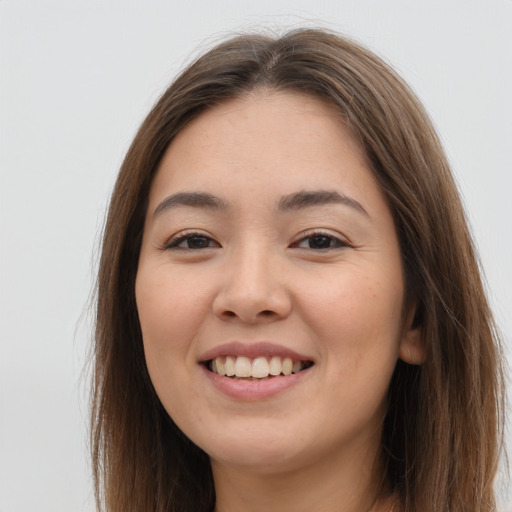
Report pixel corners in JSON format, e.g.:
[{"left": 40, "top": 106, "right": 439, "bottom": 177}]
[
  {"left": 208, "top": 428, "right": 348, "bottom": 478},
  {"left": 194, "top": 422, "right": 309, "bottom": 472},
  {"left": 210, "top": 445, "right": 310, "bottom": 475}
]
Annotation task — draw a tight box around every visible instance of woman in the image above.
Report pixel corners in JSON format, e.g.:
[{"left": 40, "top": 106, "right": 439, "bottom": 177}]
[{"left": 91, "top": 28, "right": 504, "bottom": 512}]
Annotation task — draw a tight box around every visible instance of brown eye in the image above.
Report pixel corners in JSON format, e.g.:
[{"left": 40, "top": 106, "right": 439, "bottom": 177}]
[
  {"left": 184, "top": 236, "right": 211, "bottom": 249},
  {"left": 295, "top": 233, "right": 347, "bottom": 250},
  {"left": 166, "top": 234, "right": 220, "bottom": 250},
  {"left": 308, "top": 235, "right": 334, "bottom": 249}
]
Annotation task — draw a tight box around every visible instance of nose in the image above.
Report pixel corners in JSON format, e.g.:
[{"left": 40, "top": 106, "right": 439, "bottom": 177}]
[{"left": 212, "top": 246, "right": 292, "bottom": 324}]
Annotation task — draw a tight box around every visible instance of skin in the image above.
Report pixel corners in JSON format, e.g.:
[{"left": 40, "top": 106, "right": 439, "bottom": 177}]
[{"left": 135, "top": 90, "right": 424, "bottom": 512}]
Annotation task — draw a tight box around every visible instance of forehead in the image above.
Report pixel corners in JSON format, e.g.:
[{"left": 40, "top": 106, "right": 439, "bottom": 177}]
[{"left": 148, "top": 91, "right": 380, "bottom": 212}]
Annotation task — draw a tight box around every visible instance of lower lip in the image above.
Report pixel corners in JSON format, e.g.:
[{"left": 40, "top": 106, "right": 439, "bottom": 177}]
[{"left": 201, "top": 365, "right": 312, "bottom": 400}]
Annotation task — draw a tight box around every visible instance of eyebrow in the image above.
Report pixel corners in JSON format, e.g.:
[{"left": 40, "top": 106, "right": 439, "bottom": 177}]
[
  {"left": 154, "top": 192, "right": 228, "bottom": 217},
  {"left": 277, "top": 190, "right": 369, "bottom": 217},
  {"left": 153, "top": 189, "right": 368, "bottom": 218}
]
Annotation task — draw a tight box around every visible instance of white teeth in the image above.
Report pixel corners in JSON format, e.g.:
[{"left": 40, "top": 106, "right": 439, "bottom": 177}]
[
  {"left": 269, "top": 356, "right": 282, "bottom": 376},
  {"left": 216, "top": 357, "right": 226, "bottom": 376},
  {"left": 235, "top": 356, "right": 252, "bottom": 377},
  {"left": 282, "top": 357, "right": 293, "bottom": 375},
  {"left": 225, "top": 356, "right": 235, "bottom": 377},
  {"left": 251, "top": 357, "right": 270, "bottom": 378},
  {"left": 211, "top": 355, "right": 309, "bottom": 378},
  {"left": 212, "top": 357, "right": 226, "bottom": 375}
]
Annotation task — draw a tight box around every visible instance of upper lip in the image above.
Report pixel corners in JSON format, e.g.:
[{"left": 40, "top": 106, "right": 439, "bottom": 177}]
[{"left": 198, "top": 341, "right": 313, "bottom": 363}]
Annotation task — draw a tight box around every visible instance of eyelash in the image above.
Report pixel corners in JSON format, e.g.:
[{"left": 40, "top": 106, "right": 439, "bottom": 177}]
[
  {"left": 164, "top": 230, "right": 350, "bottom": 251},
  {"left": 291, "top": 230, "right": 350, "bottom": 250},
  {"left": 164, "top": 231, "right": 220, "bottom": 250}
]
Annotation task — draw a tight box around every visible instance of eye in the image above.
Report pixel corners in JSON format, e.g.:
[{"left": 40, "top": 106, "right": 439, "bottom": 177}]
[
  {"left": 165, "top": 232, "right": 220, "bottom": 250},
  {"left": 293, "top": 232, "right": 349, "bottom": 250}
]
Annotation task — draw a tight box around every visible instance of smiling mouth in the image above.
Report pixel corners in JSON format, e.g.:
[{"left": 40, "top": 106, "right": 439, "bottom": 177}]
[{"left": 206, "top": 355, "right": 314, "bottom": 379}]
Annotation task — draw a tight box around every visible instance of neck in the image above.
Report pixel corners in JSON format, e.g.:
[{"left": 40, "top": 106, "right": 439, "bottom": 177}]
[{"left": 211, "top": 444, "right": 393, "bottom": 512}]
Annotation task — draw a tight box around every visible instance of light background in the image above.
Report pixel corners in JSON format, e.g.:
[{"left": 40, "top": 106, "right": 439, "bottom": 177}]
[{"left": 1, "top": 1, "right": 511, "bottom": 510}]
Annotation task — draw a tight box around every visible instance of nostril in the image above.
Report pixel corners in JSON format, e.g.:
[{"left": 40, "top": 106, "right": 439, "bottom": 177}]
[
  {"left": 213, "top": 286, "right": 292, "bottom": 323},
  {"left": 222, "top": 310, "right": 275, "bottom": 319}
]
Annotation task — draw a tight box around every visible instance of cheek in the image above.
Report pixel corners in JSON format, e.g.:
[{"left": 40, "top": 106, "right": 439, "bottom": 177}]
[
  {"left": 135, "top": 267, "right": 210, "bottom": 384},
  {"left": 304, "top": 274, "right": 403, "bottom": 419},
  {"left": 135, "top": 268, "right": 209, "bottom": 420},
  {"left": 136, "top": 266, "right": 208, "bottom": 339},
  {"left": 298, "top": 268, "right": 404, "bottom": 366}
]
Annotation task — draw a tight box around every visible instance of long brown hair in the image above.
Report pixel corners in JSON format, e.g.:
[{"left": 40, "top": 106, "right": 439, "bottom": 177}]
[{"left": 91, "top": 28, "right": 504, "bottom": 511}]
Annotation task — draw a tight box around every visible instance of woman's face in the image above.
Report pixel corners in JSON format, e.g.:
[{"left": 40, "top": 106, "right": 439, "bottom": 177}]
[{"left": 136, "top": 91, "right": 421, "bottom": 474}]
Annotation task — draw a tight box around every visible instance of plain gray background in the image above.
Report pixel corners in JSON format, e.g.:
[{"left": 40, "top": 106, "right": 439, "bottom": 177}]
[{"left": 1, "top": 1, "right": 511, "bottom": 510}]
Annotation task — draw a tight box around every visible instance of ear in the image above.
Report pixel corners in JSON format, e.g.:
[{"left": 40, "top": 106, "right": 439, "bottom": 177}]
[{"left": 398, "top": 306, "right": 426, "bottom": 365}]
